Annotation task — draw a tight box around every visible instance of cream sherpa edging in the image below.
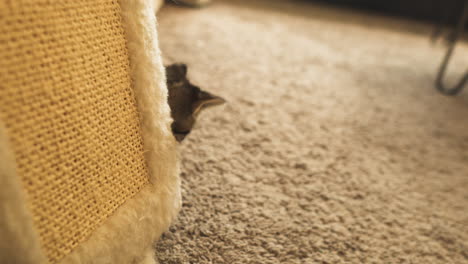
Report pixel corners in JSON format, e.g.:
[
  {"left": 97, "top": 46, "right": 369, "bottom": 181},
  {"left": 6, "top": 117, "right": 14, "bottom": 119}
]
[
  {"left": 58, "top": 0, "right": 181, "bottom": 263},
  {"left": 154, "top": 0, "right": 164, "bottom": 12},
  {"left": 0, "top": 123, "right": 47, "bottom": 264}
]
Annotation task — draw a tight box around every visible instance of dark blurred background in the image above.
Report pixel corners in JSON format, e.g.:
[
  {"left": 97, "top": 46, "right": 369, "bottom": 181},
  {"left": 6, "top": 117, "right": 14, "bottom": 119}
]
[{"left": 310, "top": 0, "right": 467, "bottom": 27}]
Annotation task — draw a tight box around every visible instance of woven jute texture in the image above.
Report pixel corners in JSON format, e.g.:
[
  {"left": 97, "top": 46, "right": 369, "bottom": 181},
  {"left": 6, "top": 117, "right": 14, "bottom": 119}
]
[{"left": 0, "top": 1, "right": 150, "bottom": 263}]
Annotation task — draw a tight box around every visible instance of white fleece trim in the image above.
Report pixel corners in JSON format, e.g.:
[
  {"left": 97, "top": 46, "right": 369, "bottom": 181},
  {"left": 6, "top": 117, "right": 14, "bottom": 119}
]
[
  {"left": 141, "top": 247, "right": 159, "bottom": 264},
  {"left": 0, "top": 124, "right": 47, "bottom": 264},
  {"left": 59, "top": 0, "right": 181, "bottom": 263},
  {"left": 153, "top": 0, "right": 164, "bottom": 12}
]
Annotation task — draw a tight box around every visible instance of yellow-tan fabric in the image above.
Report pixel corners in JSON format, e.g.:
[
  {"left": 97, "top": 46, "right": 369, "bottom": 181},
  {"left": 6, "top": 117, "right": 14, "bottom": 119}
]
[{"left": 0, "top": 1, "right": 152, "bottom": 262}]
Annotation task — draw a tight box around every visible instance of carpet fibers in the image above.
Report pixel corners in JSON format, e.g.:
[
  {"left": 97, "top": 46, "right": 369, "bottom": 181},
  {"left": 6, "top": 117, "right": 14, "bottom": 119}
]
[{"left": 156, "top": 1, "right": 468, "bottom": 263}]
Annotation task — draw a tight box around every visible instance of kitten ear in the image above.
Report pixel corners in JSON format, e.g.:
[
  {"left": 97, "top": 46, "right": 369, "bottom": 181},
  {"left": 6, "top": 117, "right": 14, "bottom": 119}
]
[
  {"left": 166, "top": 63, "right": 188, "bottom": 81},
  {"left": 192, "top": 90, "right": 226, "bottom": 115}
]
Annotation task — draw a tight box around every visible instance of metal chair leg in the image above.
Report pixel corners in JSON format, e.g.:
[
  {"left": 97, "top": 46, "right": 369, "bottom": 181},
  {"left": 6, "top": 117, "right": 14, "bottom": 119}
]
[{"left": 435, "top": 0, "right": 468, "bottom": 96}]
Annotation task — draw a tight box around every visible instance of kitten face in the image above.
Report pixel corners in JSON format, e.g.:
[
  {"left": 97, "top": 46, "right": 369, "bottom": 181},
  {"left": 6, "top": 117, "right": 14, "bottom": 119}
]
[{"left": 166, "top": 63, "right": 225, "bottom": 142}]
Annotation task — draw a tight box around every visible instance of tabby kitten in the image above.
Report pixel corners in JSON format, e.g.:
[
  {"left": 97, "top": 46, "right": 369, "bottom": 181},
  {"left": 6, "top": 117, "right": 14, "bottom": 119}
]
[{"left": 166, "top": 63, "right": 225, "bottom": 142}]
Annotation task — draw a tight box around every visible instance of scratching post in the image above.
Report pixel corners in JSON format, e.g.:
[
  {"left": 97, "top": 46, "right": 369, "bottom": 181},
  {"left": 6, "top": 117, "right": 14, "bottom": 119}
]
[{"left": 0, "top": 1, "right": 180, "bottom": 263}]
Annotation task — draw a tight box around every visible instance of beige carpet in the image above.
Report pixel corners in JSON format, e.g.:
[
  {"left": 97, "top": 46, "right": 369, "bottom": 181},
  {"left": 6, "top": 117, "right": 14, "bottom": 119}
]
[{"left": 155, "top": 1, "right": 468, "bottom": 263}]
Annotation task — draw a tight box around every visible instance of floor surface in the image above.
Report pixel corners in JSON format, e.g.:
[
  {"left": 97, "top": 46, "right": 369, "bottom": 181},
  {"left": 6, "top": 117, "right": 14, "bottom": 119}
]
[{"left": 156, "top": 1, "right": 468, "bottom": 263}]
